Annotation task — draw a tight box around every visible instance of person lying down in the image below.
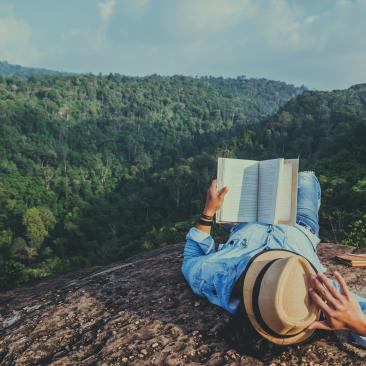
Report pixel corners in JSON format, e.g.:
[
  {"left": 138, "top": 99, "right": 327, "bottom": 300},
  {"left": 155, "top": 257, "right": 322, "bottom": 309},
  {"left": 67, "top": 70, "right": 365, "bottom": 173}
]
[{"left": 181, "top": 171, "right": 366, "bottom": 346}]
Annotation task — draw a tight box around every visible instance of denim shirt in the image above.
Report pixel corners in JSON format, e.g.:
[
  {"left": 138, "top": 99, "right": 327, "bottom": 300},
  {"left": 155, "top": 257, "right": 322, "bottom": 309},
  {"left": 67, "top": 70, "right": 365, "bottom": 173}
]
[{"left": 181, "top": 222, "right": 366, "bottom": 346}]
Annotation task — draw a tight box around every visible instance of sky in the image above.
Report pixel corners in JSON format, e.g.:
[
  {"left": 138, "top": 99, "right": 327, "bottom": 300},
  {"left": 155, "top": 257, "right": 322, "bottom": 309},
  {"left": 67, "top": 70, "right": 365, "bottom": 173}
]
[{"left": 0, "top": 0, "right": 365, "bottom": 90}]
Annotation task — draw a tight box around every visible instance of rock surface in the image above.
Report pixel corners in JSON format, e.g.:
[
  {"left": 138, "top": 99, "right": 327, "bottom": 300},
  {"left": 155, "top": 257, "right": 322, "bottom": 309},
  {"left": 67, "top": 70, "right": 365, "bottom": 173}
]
[{"left": 0, "top": 242, "right": 365, "bottom": 365}]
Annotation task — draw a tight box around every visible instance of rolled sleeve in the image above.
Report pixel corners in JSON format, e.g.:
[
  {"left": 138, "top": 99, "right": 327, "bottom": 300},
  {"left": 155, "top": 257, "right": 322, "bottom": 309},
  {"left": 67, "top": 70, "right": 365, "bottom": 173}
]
[{"left": 181, "top": 227, "right": 216, "bottom": 296}]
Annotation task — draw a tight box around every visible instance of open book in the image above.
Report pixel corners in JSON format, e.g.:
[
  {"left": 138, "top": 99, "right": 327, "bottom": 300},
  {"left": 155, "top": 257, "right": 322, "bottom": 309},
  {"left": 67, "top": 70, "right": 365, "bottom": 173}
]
[{"left": 216, "top": 158, "right": 299, "bottom": 225}]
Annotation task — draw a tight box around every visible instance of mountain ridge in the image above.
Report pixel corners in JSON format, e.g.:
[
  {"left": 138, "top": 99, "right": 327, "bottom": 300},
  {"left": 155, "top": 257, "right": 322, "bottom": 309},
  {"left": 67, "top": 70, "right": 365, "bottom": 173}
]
[{"left": 0, "top": 60, "right": 65, "bottom": 78}]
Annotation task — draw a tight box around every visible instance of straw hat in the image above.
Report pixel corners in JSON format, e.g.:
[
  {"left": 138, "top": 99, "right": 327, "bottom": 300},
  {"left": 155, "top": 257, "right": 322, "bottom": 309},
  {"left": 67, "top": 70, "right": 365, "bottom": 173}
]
[{"left": 242, "top": 249, "right": 321, "bottom": 345}]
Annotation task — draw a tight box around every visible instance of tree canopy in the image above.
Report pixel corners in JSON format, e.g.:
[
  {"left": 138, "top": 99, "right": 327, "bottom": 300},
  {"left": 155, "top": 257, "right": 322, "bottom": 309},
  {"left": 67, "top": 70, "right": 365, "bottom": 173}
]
[{"left": 0, "top": 72, "right": 364, "bottom": 289}]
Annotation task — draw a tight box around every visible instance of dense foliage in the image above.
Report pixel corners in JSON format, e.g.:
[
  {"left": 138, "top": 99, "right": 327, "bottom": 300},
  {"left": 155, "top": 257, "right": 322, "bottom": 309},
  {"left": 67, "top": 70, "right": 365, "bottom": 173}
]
[
  {"left": 258, "top": 85, "right": 366, "bottom": 246},
  {"left": 0, "top": 71, "right": 365, "bottom": 289},
  {"left": 225, "top": 84, "right": 366, "bottom": 246},
  {"left": 0, "top": 73, "right": 304, "bottom": 288}
]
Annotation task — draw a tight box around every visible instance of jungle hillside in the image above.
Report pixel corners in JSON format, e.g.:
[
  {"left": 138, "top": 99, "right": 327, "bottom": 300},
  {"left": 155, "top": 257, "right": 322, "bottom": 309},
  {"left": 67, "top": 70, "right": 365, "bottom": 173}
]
[{"left": 0, "top": 67, "right": 365, "bottom": 289}]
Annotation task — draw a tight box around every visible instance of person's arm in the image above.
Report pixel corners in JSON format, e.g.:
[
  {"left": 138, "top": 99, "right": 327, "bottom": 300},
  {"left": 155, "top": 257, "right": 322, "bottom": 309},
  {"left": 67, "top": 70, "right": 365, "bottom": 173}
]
[
  {"left": 308, "top": 271, "right": 366, "bottom": 341},
  {"left": 194, "top": 178, "right": 229, "bottom": 235},
  {"left": 184, "top": 179, "right": 229, "bottom": 259},
  {"left": 181, "top": 179, "right": 229, "bottom": 294}
]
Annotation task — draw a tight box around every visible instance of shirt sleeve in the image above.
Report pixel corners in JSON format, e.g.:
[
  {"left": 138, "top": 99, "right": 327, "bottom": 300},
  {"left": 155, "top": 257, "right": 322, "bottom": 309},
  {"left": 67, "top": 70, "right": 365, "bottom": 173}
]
[
  {"left": 181, "top": 226, "right": 216, "bottom": 281},
  {"left": 184, "top": 226, "right": 216, "bottom": 257},
  {"left": 350, "top": 291, "right": 366, "bottom": 347},
  {"left": 181, "top": 227, "right": 216, "bottom": 297}
]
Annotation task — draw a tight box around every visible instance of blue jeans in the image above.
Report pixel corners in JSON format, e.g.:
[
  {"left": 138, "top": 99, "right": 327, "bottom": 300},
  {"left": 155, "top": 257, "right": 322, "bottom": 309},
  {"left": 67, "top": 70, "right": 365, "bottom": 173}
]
[{"left": 296, "top": 171, "right": 321, "bottom": 236}]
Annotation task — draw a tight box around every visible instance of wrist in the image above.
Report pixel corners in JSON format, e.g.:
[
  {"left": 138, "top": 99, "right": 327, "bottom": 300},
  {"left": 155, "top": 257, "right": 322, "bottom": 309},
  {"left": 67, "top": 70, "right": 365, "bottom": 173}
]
[
  {"left": 202, "top": 207, "right": 215, "bottom": 217},
  {"left": 358, "top": 315, "right": 366, "bottom": 336},
  {"left": 351, "top": 314, "right": 366, "bottom": 336}
]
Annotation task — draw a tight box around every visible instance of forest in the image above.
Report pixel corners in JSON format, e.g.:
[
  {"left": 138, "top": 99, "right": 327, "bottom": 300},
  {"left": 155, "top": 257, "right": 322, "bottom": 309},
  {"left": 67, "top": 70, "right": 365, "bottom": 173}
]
[{"left": 0, "top": 71, "right": 364, "bottom": 289}]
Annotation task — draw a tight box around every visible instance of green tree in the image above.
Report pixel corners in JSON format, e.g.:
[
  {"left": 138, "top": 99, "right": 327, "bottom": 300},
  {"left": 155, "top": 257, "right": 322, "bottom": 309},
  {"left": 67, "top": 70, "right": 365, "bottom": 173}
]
[{"left": 22, "top": 208, "right": 48, "bottom": 258}]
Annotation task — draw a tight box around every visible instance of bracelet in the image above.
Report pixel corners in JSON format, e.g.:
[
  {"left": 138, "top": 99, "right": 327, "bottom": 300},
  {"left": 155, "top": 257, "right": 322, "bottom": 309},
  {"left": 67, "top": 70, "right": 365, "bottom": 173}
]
[
  {"left": 201, "top": 213, "right": 214, "bottom": 220},
  {"left": 199, "top": 215, "right": 213, "bottom": 222},
  {"left": 198, "top": 217, "right": 213, "bottom": 226}
]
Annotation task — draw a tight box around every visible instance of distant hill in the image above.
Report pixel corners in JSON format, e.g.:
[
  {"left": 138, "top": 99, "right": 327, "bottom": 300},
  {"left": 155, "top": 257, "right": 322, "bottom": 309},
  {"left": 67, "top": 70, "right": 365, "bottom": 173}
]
[
  {"left": 259, "top": 84, "right": 366, "bottom": 160},
  {"left": 0, "top": 60, "right": 65, "bottom": 78}
]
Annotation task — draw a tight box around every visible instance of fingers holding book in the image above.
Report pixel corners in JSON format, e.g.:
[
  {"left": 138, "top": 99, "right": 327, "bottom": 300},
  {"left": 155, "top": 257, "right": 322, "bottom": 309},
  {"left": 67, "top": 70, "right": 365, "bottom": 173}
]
[{"left": 203, "top": 179, "right": 229, "bottom": 216}]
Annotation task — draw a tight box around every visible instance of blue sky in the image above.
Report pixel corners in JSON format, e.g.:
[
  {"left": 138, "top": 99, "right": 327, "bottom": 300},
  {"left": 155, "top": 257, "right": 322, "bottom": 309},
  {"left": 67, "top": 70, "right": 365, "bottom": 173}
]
[{"left": 0, "top": 0, "right": 365, "bottom": 90}]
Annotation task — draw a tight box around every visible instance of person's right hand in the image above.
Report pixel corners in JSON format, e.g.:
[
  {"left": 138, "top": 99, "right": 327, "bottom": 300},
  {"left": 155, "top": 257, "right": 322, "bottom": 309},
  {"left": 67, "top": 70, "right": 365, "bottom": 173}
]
[
  {"left": 202, "top": 179, "right": 229, "bottom": 216},
  {"left": 308, "top": 271, "right": 366, "bottom": 336}
]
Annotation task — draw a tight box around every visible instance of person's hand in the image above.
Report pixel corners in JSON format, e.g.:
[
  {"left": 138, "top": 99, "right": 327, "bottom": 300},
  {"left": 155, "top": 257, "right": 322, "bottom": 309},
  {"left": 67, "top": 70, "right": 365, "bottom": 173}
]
[
  {"left": 308, "top": 271, "right": 366, "bottom": 336},
  {"left": 202, "top": 179, "right": 229, "bottom": 216}
]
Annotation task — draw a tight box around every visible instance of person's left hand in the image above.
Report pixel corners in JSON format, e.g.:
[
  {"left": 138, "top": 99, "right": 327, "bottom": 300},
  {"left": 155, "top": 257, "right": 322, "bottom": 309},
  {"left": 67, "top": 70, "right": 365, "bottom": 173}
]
[
  {"left": 203, "top": 179, "right": 229, "bottom": 216},
  {"left": 307, "top": 271, "right": 366, "bottom": 336}
]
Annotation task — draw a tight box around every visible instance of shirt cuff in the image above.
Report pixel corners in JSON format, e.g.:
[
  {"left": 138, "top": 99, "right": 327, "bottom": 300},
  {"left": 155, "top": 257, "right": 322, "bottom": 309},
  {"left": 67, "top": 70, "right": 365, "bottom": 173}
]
[
  {"left": 186, "top": 227, "right": 215, "bottom": 255},
  {"left": 351, "top": 332, "right": 366, "bottom": 348},
  {"left": 218, "top": 243, "right": 225, "bottom": 251}
]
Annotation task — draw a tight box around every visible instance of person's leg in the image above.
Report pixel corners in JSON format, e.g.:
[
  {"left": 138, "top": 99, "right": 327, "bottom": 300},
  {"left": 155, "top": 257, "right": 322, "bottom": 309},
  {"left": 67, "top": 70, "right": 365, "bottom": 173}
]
[{"left": 296, "top": 171, "right": 321, "bottom": 236}]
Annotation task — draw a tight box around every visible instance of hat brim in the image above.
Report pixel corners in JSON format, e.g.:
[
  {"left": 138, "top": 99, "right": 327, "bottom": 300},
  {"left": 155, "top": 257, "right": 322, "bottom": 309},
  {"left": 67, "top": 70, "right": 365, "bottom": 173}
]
[{"left": 243, "top": 249, "right": 321, "bottom": 345}]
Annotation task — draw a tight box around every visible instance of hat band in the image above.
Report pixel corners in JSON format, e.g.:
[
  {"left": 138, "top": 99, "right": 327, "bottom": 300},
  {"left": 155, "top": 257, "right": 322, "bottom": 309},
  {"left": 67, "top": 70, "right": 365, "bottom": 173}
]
[{"left": 252, "top": 259, "right": 305, "bottom": 339}]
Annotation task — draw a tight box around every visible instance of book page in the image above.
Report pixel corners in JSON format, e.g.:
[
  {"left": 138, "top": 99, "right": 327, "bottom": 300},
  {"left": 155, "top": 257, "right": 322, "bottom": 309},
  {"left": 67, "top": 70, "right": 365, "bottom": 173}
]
[
  {"left": 276, "top": 162, "right": 293, "bottom": 222},
  {"left": 277, "top": 159, "right": 298, "bottom": 225},
  {"left": 216, "top": 158, "right": 258, "bottom": 223},
  {"left": 257, "top": 159, "right": 282, "bottom": 224}
]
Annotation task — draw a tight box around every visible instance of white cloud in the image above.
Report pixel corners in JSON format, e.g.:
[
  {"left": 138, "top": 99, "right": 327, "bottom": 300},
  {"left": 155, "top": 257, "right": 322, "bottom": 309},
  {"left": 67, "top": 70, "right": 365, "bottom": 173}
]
[
  {"left": 304, "top": 15, "right": 318, "bottom": 25},
  {"left": 0, "top": 2, "right": 11, "bottom": 14},
  {"left": 98, "top": 0, "right": 117, "bottom": 23},
  {"left": 60, "top": 27, "right": 110, "bottom": 55},
  {"left": 0, "top": 3, "right": 39, "bottom": 64},
  {"left": 68, "top": 0, "right": 365, "bottom": 88},
  {"left": 176, "top": 0, "right": 257, "bottom": 33},
  {"left": 15, "top": 0, "right": 366, "bottom": 89}
]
